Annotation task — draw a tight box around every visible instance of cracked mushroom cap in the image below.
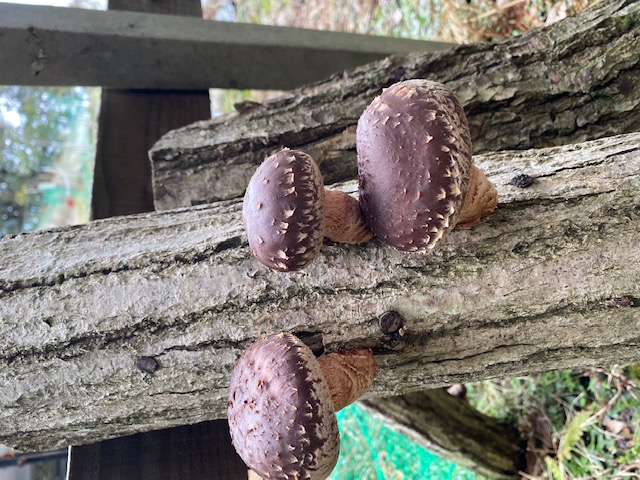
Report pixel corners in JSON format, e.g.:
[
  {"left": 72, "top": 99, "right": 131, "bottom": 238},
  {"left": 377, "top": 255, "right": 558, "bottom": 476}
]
[
  {"left": 228, "top": 333, "right": 340, "bottom": 480},
  {"left": 243, "top": 149, "right": 325, "bottom": 272},
  {"left": 356, "top": 79, "right": 473, "bottom": 252}
]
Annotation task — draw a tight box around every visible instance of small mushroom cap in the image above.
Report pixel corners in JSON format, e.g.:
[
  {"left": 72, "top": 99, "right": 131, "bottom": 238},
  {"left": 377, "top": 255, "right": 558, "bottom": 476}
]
[
  {"left": 356, "top": 79, "right": 473, "bottom": 252},
  {"left": 243, "top": 149, "right": 325, "bottom": 272},
  {"left": 228, "top": 333, "right": 340, "bottom": 480}
]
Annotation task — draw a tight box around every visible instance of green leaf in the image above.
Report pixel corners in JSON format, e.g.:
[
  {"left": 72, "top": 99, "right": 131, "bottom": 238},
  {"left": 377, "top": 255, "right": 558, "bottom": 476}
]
[
  {"left": 545, "top": 456, "right": 563, "bottom": 480},
  {"left": 558, "top": 410, "right": 593, "bottom": 461}
]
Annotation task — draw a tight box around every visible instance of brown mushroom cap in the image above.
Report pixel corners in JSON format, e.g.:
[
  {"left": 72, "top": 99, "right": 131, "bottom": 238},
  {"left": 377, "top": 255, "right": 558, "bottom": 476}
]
[
  {"left": 356, "top": 79, "right": 473, "bottom": 252},
  {"left": 243, "top": 149, "right": 325, "bottom": 272},
  {"left": 228, "top": 333, "right": 340, "bottom": 480}
]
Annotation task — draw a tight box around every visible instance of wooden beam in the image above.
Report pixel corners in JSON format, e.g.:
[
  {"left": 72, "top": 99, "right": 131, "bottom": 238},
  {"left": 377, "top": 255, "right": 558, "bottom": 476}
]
[
  {"left": 0, "top": 2, "right": 453, "bottom": 90},
  {"left": 1, "top": 133, "right": 639, "bottom": 451}
]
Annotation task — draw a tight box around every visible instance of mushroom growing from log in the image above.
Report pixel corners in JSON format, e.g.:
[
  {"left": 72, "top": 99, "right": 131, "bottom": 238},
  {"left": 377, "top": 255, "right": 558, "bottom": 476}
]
[
  {"left": 242, "top": 148, "right": 373, "bottom": 272},
  {"left": 356, "top": 79, "right": 498, "bottom": 252},
  {"left": 227, "top": 333, "right": 377, "bottom": 480}
]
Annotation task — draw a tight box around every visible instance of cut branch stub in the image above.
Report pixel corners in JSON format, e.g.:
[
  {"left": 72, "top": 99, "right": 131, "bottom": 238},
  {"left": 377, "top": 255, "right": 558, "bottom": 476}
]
[{"left": 356, "top": 79, "right": 497, "bottom": 252}]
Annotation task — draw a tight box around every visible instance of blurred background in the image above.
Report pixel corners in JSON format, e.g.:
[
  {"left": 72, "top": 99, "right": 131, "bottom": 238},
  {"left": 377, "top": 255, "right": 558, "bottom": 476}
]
[{"left": 3, "top": 1, "right": 638, "bottom": 480}]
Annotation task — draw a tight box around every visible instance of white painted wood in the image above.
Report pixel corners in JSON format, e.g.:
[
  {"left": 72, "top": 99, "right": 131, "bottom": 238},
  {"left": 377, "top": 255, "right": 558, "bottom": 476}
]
[{"left": 0, "top": 3, "right": 453, "bottom": 89}]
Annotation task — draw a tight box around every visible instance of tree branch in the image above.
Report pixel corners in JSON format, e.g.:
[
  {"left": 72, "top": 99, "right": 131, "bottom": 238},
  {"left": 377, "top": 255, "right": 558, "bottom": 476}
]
[
  {"left": 1, "top": 133, "right": 638, "bottom": 451},
  {"left": 359, "top": 390, "right": 524, "bottom": 479}
]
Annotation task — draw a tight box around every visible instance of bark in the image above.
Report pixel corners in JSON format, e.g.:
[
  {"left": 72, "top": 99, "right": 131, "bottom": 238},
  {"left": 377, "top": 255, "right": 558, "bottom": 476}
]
[
  {"left": 149, "top": 0, "right": 640, "bottom": 209},
  {"left": 1, "top": 132, "right": 639, "bottom": 451},
  {"left": 359, "top": 390, "right": 524, "bottom": 479}
]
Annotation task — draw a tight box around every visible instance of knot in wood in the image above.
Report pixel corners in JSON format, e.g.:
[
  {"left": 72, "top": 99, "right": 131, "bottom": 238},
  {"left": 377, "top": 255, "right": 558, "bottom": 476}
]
[
  {"left": 378, "top": 311, "right": 405, "bottom": 338},
  {"left": 510, "top": 173, "right": 535, "bottom": 188}
]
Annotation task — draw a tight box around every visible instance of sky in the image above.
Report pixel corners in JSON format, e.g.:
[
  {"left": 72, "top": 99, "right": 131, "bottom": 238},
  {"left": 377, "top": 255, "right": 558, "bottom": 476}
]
[{"left": 0, "top": 102, "right": 21, "bottom": 128}]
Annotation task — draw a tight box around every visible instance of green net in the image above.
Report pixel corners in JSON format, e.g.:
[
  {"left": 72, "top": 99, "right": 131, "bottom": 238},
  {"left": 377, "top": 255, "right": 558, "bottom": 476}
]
[{"left": 332, "top": 404, "right": 477, "bottom": 480}]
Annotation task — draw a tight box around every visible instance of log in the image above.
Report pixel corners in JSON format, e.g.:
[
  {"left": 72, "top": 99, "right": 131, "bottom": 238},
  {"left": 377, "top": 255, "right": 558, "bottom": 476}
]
[
  {"left": 150, "top": 0, "right": 640, "bottom": 210},
  {"left": 1, "top": 132, "right": 639, "bottom": 451},
  {"left": 359, "top": 390, "right": 524, "bottom": 480}
]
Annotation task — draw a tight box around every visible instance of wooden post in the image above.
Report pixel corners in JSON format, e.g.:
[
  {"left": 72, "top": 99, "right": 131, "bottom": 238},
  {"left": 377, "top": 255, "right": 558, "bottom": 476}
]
[
  {"left": 68, "top": 421, "right": 247, "bottom": 480},
  {"left": 91, "top": 89, "right": 211, "bottom": 218},
  {"left": 80, "top": 2, "right": 239, "bottom": 478},
  {"left": 90, "top": 0, "right": 211, "bottom": 219}
]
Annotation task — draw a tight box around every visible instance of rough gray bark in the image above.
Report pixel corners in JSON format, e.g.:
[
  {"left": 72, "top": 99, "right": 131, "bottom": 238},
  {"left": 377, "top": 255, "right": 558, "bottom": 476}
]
[
  {"left": 359, "top": 390, "right": 524, "bottom": 479},
  {"left": 1, "top": 132, "right": 639, "bottom": 451},
  {"left": 150, "top": 0, "right": 640, "bottom": 210}
]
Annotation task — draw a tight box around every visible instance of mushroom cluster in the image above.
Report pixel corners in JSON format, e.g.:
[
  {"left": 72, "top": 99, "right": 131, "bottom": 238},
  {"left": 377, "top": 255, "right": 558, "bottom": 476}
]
[
  {"left": 228, "top": 333, "right": 376, "bottom": 480},
  {"left": 242, "top": 149, "right": 373, "bottom": 272},
  {"left": 356, "top": 79, "right": 497, "bottom": 252},
  {"left": 243, "top": 79, "right": 497, "bottom": 270},
  {"left": 232, "top": 78, "right": 498, "bottom": 479}
]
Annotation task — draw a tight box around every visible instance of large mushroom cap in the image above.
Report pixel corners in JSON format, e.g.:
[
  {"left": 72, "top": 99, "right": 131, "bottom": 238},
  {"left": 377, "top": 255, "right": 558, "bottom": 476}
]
[
  {"left": 228, "top": 333, "right": 340, "bottom": 480},
  {"left": 243, "top": 149, "right": 325, "bottom": 272},
  {"left": 356, "top": 79, "right": 473, "bottom": 252}
]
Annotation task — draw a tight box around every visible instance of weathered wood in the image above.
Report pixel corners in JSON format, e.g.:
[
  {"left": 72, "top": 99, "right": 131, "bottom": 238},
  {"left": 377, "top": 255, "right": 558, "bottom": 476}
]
[
  {"left": 68, "top": 420, "right": 248, "bottom": 480},
  {"left": 1, "top": 132, "right": 638, "bottom": 451},
  {"left": 91, "top": 89, "right": 212, "bottom": 218},
  {"left": 91, "top": 0, "right": 211, "bottom": 219},
  {"left": 150, "top": 0, "right": 640, "bottom": 210},
  {"left": 0, "top": 2, "right": 452, "bottom": 90},
  {"left": 359, "top": 390, "right": 524, "bottom": 479}
]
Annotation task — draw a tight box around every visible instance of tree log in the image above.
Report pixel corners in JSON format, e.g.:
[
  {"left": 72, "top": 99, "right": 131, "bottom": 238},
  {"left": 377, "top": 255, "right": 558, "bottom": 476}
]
[
  {"left": 1, "top": 132, "right": 638, "bottom": 451},
  {"left": 150, "top": 0, "right": 640, "bottom": 209},
  {"left": 359, "top": 390, "right": 524, "bottom": 480}
]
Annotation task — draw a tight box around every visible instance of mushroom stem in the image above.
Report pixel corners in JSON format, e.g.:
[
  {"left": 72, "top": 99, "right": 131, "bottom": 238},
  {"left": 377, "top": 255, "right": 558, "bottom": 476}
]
[
  {"left": 456, "top": 165, "right": 498, "bottom": 229},
  {"left": 316, "top": 348, "right": 377, "bottom": 411},
  {"left": 323, "top": 189, "right": 374, "bottom": 244}
]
